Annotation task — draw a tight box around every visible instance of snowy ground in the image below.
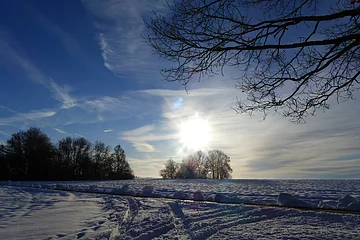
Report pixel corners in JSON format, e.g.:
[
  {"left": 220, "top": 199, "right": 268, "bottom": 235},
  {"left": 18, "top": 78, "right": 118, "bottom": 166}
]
[
  {"left": 3, "top": 179, "right": 360, "bottom": 208},
  {"left": 1, "top": 180, "right": 360, "bottom": 239}
]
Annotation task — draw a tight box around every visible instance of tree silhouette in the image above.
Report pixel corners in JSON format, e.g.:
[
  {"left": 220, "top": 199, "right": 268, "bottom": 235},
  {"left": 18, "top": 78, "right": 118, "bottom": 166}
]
[
  {"left": 191, "top": 150, "right": 208, "bottom": 178},
  {"left": 112, "top": 144, "right": 134, "bottom": 179},
  {"left": 0, "top": 144, "right": 8, "bottom": 180},
  {"left": 207, "top": 150, "right": 232, "bottom": 179},
  {"left": 160, "top": 158, "right": 178, "bottom": 179},
  {"left": 0, "top": 128, "right": 135, "bottom": 180},
  {"left": 56, "top": 137, "right": 92, "bottom": 180},
  {"left": 160, "top": 150, "right": 232, "bottom": 179},
  {"left": 56, "top": 137, "right": 73, "bottom": 179},
  {"left": 177, "top": 157, "right": 201, "bottom": 179},
  {"left": 93, "top": 141, "right": 111, "bottom": 179},
  {"left": 1, "top": 128, "right": 55, "bottom": 180},
  {"left": 145, "top": 0, "right": 360, "bottom": 123}
]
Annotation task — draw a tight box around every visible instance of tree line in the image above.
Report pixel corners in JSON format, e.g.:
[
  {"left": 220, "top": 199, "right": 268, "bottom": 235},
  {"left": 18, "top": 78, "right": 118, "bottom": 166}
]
[
  {"left": 160, "top": 150, "right": 232, "bottom": 179},
  {"left": 0, "top": 127, "right": 134, "bottom": 181}
]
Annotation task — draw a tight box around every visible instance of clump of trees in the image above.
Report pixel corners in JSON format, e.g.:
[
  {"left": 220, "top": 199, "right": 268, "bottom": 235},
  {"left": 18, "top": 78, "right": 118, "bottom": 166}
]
[
  {"left": 0, "top": 127, "right": 134, "bottom": 181},
  {"left": 160, "top": 150, "right": 232, "bottom": 179}
]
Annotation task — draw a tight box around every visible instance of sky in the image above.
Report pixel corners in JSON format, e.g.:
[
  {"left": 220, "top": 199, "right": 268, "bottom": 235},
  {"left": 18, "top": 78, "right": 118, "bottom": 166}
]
[{"left": 0, "top": 0, "right": 359, "bottom": 179}]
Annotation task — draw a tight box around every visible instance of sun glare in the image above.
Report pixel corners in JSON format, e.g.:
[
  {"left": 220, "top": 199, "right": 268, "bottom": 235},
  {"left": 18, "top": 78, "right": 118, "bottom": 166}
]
[{"left": 179, "top": 114, "right": 211, "bottom": 150}]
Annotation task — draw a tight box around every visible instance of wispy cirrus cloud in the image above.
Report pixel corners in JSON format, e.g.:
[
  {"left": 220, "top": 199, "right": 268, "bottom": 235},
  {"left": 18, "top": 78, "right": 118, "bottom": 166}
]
[
  {"left": 52, "top": 127, "right": 85, "bottom": 139},
  {"left": 133, "top": 142, "right": 155, "bottom": 153},
  {"left": 52, "top": 127, "right": 67, "bottom": 135},
  {"left": 81, "top": 0, "right": 167, "bottom": 76},
  {"left": 0, "top": 28, "right": 76, "bottom": 108},
  {"left": 120, "top": 124, "right": 176, "bottom": 153},
  {"left": 84, "top": 97, "right": 129, "bottom": 113},
  {"left": 0, "top": 105, "right": 19, "bottom": 114},
  {"left": 74, "top": 133, "right": 85, "bottom": 138},
  {"left": 0, "top": 91, "right": 157, "bottom": 129},
  {"left": 0, "top": 129, "right": 10, "bottom": 137},
  {"left": 0, "top": 109, "right": 56, "bottom": 126}
]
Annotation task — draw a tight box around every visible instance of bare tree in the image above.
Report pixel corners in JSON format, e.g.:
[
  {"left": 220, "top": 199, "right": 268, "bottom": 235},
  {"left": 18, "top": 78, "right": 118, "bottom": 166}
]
[
  {"left": 57, "top": 137, "right": 92, "bottom": 179},
  {"left": 193, "top": 150, "right": 209, "bottom": 178},
  {"left": 145, "top": 0, "right": 360, "bottom": 122},
  {"left": 93, "top": 141, "right": 111, "bottom": 179},
  {"left": 207, "top": 150, "right": 232, "bottom": 179},
  {"left": 160, "top": 158, "right": 179, "bottom": 179}
]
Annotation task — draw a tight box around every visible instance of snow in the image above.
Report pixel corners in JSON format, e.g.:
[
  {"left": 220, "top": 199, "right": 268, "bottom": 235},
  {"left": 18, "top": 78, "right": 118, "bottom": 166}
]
[
  {"left": 3, "top": 179, "right": 360, "bottom": 211},
  {"left": 0, "top": 186, "right": 108, "bottom": 239},
  {"left": 338, "top": 194, "right": 358, "bottom": 208},
  {"left": 141, "top": 185, "right": 154, "bottom": 197},
  {"left": 214, "top": 193, "right": 250, "bottom": 204},
  {"left": 318, "top": 200, "right": 336, "bottom": 209},
  {"left": 194, "top": 190, "right": 204, "bottom": 201},
  {"left": 347, "top": 201, "right": 360, "bottom": 211},
  {"left": 277, "top": 192, "right": 313, "bottom": 208},
  {"left": 1, "top": 184, "right": 360, "bottom": 239},
  {"left": 172, "top": 191, "right": 191, "bottom": 200}
]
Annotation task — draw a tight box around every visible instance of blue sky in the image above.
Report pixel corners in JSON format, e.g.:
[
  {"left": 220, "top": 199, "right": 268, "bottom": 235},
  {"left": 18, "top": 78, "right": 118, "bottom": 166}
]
[{"left": 1, "top": 0, "right": 360, "bottom": 178}]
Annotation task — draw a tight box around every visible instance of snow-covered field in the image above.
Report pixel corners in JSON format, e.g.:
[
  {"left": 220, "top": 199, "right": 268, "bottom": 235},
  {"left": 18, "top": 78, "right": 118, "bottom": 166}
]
[{"left": 1, "top": 179, "right": 360, "bottom": 239}]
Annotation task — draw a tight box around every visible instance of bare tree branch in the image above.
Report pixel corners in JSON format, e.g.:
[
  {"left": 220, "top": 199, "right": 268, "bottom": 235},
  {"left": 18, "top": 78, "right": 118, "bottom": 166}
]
[{"left": 144, "top": 0, "right": 360, "bottom": 123}]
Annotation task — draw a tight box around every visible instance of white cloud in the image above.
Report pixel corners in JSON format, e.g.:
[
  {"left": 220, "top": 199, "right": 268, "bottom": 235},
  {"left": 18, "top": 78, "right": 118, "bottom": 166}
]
[
  {"left": 0, "top": 105, "right": 19, "bottom": 114},
  {"left": 0, "top": 109, "right": 56, "bottom": 126},
  {"left": 122, "top": 124, "right": 154, "bottom": 137},
  {"left": 84, "top": 97, "right": 129, "bottom": 113},
  {"left": 127, "top": 157, "right": 168, "bottom": 178},
  {"left": 0, "top": 29, "right": 76, "bottom": 108},
  {"left": 52, "top": 127, "right": 67, "bottom": 135},
  {"left": 0, "top": 92, "right": 157, "bottom": 129},
  {"left": 21, "top": 110, "right": 57, "bottom": 119},
  {"left": 120, "top": 124, "right": 176, "bottom": 153},
  {"left": 74, "top": 133, "right": 85, "bottom": 138},
  {"left": 132, "top": 142, "right": 155, "bottom": 152},
  {"left": 0, "top": 130, "right": 10, "bottom": 137},
  {"left": 81, "top": 0, "right": 167, "bottom": 75},
  {"left": 103, "top": 129, "right": 113, "bottom": 133},
  {"left": 121, "top": 124, "right": 176, "bottom": 142}
]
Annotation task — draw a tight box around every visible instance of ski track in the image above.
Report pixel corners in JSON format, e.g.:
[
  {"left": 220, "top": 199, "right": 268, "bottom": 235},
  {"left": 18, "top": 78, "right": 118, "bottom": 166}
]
[
  {"left": 2, "top": 185, "right": 360, "bottom": 239},
  {"left": 168, "top": 201, "right": 192, "bottom": 240},
  {"left": 120, "top": 198, "right": 140, "bottom": 237}
]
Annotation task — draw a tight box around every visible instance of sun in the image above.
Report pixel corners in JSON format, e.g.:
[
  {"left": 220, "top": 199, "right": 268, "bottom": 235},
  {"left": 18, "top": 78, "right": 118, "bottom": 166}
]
[{"left": 179, "top": 113, "right": 211, "bottom": 150}]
